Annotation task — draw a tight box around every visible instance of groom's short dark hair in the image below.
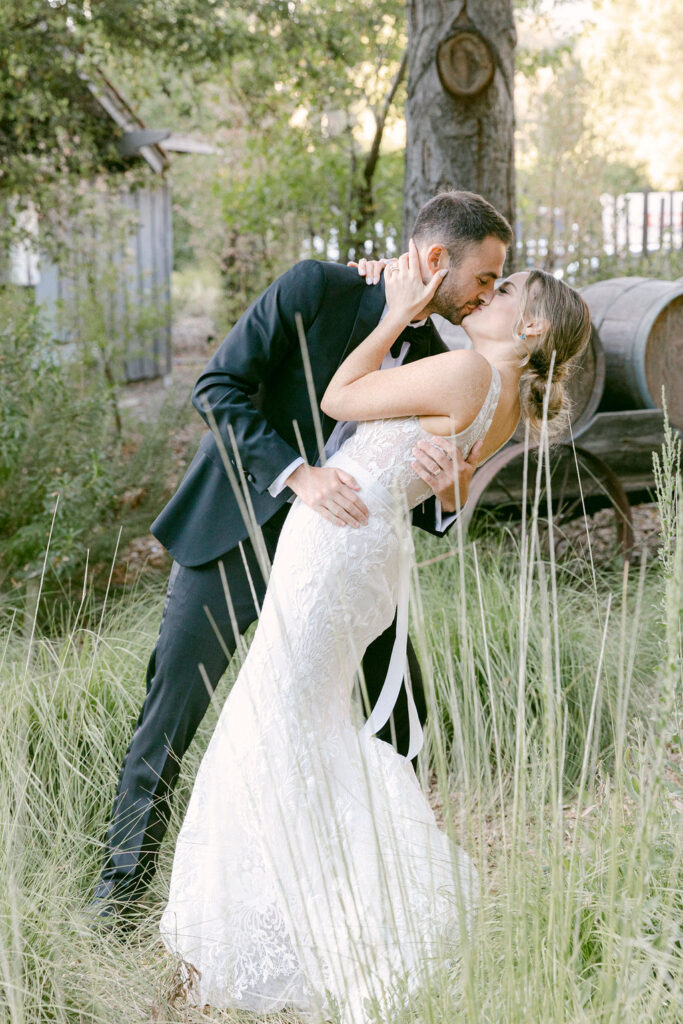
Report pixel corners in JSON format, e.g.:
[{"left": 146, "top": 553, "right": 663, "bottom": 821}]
[{"left": 412, "top": 190, "right": 513, "bottom": 266}]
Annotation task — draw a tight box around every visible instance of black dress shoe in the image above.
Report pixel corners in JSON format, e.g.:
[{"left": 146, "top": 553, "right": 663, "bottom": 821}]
[
  {"left": 84, "top": 880, "right": 140, "bottom": 934},
  {"left": 83, "top": 897, "right": 136, "bottom": 935}
]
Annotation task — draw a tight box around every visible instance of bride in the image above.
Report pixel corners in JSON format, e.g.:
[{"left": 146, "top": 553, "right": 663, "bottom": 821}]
[{"left": 159, "top": 245, "right": 591, "bottom": 1021}]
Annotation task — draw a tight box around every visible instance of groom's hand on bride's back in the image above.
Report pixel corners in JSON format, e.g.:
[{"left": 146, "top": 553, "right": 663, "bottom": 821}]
[
  {"left": 411, "top": 439, "right": 484, "bottom": 514},
  {"left": 286, "top": 464, "right": 369, "bottom": 528}
]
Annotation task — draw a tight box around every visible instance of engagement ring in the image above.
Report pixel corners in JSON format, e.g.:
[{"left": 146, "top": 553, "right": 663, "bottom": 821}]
[{"left": 426, "top": 439, "right": 453, "bottom": 461}]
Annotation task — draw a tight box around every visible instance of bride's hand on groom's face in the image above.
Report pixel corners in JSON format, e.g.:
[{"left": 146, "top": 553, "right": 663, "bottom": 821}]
[
  {"left": 286, "top": 464, "right": 369, "bottom": 528},
  {"left": 349, "top": 240, "right": 448, "bottom": 313},
  {"left": 411, "top": 438, "right": 484, "bottom": 513},
  {"left": 384, "top": 241, "right": 448, "bottom": 322}
]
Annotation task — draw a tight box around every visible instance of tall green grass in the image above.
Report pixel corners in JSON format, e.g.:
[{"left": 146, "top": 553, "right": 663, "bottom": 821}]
[{"left": 1, "top": 434, "right": 681, "bottom": 1021}]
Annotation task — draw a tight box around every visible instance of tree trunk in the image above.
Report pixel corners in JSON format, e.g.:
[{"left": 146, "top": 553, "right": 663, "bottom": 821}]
[{"left": 403, "top": 0, "right": 516, "bottom": 256}]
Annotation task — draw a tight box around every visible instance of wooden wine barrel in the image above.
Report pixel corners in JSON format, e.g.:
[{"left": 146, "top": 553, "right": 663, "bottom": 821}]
[
  {"left": 581, "top": 277, "right": 683, "bottom": 428},
  {"left": 560, "top": 323, "right": 605, "bottom": 438}
]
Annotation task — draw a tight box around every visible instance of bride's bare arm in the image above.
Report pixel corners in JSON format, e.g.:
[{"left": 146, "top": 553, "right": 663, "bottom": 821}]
[
  {"left": 321, "top": 347, "right": 491, "bottom": 426},
  {"left": 322, "top": 243, "right": 491, "bottom": 428}
]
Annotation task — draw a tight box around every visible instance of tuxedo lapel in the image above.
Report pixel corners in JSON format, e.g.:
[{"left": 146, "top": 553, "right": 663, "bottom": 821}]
[
  {"left": 322, "top": 279, "right": 387, "bottom": 435},
  {"left": 339, "top": 278, "right": 387, "bottom": 364}
]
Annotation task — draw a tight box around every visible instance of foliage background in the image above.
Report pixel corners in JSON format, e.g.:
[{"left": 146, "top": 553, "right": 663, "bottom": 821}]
[{"left": 1, "top": 0, "right": 682, "bottom": 604}]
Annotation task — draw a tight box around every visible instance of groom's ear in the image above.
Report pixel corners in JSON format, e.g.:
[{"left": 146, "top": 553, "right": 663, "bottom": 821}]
[{"left": 423, "top": 243, "right": 449, "bottom": 279}]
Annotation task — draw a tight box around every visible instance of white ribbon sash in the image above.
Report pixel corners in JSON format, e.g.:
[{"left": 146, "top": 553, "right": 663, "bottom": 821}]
[{"left": 327, "top": 452, "right": 424, "bottom": 761}]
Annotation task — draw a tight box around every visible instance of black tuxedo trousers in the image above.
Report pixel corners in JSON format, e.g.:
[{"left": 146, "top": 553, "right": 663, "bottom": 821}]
[
  {"left": 95, "top": 262, "right": 447, "bottom": 904},
  {"left": 95, "top": 505, "right": 427, "bottom": 903}
]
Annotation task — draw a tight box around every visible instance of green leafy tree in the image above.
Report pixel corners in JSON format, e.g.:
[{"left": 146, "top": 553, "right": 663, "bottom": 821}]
[
  {"left": 1, "top": 2, "right": 406, "bottom": 257},
  {"left": 208, "top": 0, "right": 407, "bottom": 279},
  {"left": 0, "top": 2, "right": 255, "bottom": 198},
  {"left": 123, "top": 2, "right": 409, "bottom": 307},
  {"left": 516, "top": 53, "right": 645, "bottom": 270}
]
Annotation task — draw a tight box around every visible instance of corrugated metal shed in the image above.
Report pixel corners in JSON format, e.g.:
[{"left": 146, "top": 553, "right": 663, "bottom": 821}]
[
  {"left": 35, "top": 183, "right": 173, "bottom": 381},
  {"left": 11, "top": 69, "right": 176, "bottom": 381}
]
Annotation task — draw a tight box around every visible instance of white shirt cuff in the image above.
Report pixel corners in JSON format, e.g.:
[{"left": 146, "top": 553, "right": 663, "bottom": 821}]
[
  {"left": 434, "top": 499, "right": 459, "bottom": 533},
  {"left": 268, "top": 457, "right": 305, "bottom": 497}
]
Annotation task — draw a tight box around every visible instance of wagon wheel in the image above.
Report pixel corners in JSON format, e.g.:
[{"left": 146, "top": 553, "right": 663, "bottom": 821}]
[{"left": 462, "top": 442, "right": 635, "bottom": 563}]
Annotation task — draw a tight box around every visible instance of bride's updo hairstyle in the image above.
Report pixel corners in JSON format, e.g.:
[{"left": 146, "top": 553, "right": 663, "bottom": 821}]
[{"left": 516, "top": 269, "right": 591, "bottom": 439}]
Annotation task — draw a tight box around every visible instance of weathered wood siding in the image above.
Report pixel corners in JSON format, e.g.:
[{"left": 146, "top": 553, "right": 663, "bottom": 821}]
[{"left": 34, "top": 183, "right": 172, "bottom": 381}]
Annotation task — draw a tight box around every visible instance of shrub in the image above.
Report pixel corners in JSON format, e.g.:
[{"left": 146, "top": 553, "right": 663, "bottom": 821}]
[{"left": 0, "top": 288, "right": 192, "bottom": 605}]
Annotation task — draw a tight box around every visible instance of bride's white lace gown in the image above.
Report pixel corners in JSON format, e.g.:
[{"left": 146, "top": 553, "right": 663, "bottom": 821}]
[{"left": 160, "top": 368, "right": 502, "bottom": 1022}]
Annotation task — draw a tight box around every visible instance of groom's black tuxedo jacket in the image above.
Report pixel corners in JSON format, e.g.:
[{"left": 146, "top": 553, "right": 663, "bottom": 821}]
[{"left": 152, "top": 259, "right": 451, "bottom": 566}]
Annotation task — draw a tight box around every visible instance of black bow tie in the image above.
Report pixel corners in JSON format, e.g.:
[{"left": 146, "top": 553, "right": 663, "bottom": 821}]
[{"left": 390, "top": 322, "right": 431, "bottom": 360}]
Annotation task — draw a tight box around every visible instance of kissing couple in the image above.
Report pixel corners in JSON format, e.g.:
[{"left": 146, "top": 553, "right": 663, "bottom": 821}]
[{"left": 90, "top": 190, "right": 591, "bottom": 1021}]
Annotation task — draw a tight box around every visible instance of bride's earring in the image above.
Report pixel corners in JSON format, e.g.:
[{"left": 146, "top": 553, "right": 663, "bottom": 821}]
[{"left": 516, "top": 331, "right": 530, "bottom": 367}]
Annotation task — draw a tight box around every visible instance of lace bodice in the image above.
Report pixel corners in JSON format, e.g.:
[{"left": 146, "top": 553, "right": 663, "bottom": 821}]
[{"left": 336, "top": 363, "right": 502, "bottom": 509}]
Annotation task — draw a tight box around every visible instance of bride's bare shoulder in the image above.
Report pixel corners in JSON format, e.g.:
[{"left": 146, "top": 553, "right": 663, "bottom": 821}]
[
  {"left": 418, "top": 349, "right": 494, "bottom": 434},
  {"left": 429, "top": 348, "right": 492, "bottom": 392}
]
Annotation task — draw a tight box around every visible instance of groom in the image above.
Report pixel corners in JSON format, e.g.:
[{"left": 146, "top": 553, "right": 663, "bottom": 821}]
[{"left": 90, "top": 190, "right": 512, "bottom": 923}]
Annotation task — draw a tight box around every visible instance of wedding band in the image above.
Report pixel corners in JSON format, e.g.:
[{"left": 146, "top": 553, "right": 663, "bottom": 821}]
[
  {"left": 432, "top": 468, "right": 442, "bottom": 476},
  {"left": 387, "top": 263, "right": 399, "bottom": 273}
]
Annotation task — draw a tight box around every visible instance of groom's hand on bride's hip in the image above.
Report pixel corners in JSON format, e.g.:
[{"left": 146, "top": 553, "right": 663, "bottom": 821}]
[
  {"left": 411, "top": 439, "right": 484, "bottom": 514},
  {"left": 286, "top": 464, "right": 369, "bottom": 527}
]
